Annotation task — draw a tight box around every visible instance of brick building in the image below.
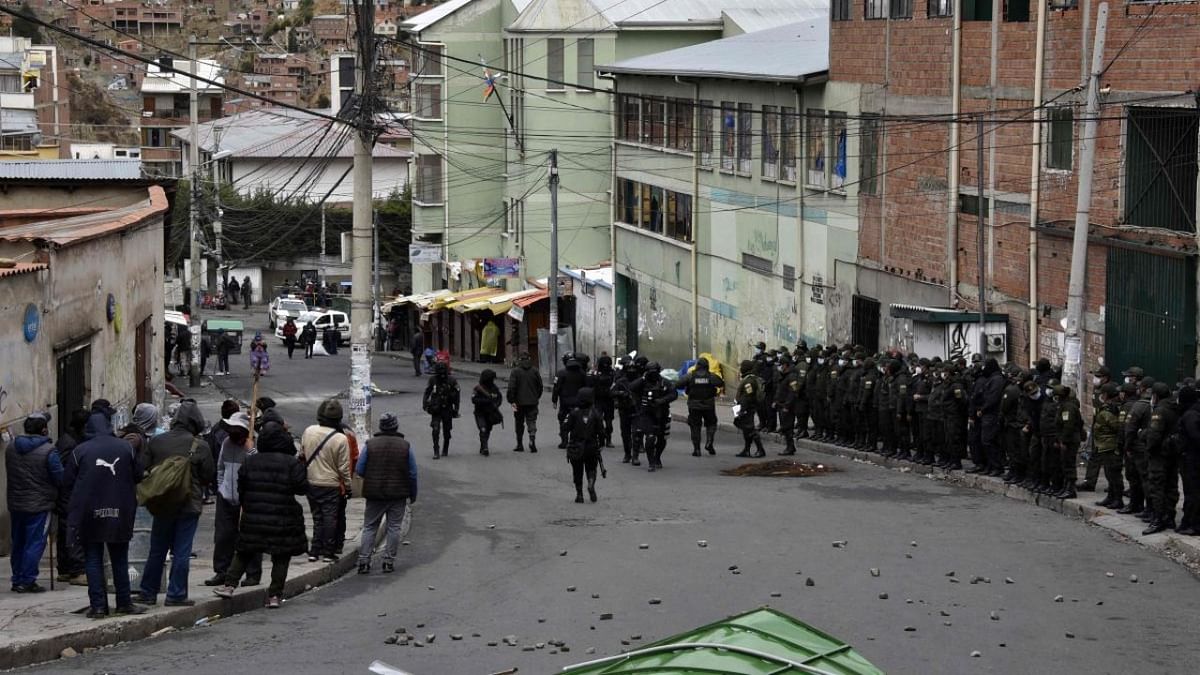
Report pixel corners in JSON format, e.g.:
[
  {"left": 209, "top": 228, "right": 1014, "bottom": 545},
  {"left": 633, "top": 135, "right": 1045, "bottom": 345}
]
[{"left": 830, "top": 0, "right": 1200, "bottom": 385}]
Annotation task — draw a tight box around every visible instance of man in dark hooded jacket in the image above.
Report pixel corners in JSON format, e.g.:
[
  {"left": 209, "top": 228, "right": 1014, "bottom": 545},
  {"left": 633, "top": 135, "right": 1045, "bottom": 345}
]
[
  {"left": 6, "top": 411, "right": 62, "bottom": 593},
  {"left": 506, "top": 352, "right": 543, "bottom": 453},
  {"left": 553, "top": 356, "right": 588, "bottom": 449},
  {"left": 67, "top": 407, "right": 146, "bottom": 618},
  {"left": 972, "top": 357, "right": 1007, "bottom": 476},
  {"left": 134, "top": 400, "right": 214, "bottom": 607}
]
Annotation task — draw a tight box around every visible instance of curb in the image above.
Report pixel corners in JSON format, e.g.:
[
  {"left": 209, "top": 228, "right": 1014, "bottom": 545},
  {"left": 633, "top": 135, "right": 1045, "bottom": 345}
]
[
  {"left": 2, "top": 555, "right": 357, "bottom": 670},
  {"left": 670, "top": 412, "right": 1200, "bottom": 576}
]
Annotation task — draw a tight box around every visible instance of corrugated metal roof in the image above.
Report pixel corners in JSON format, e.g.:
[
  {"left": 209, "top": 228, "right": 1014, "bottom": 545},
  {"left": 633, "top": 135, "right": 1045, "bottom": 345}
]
[
  {"left": 722, "top": 5, "right": 826, "bottom": 34},
  {"left": 0, "top": 262, "right": 48, "bottom": 279},
  {"left": 601, "top": 0, "right": 819, "bottom": 25},
  {"left": 0, "top": 160, "right": 144, "bottom": 181},
  {"left": 170, "top": 109, "right": 411, "bottom": 160},
  {"left": 600, "top": 19, "right": 829, "bottom": 82},
  {"left": 508, "top": 0, "right": 615, "bottom": 32},
  {"left": 0, "top": 186, "right": 168, "bottom": 248},
  {"left": 403, "top": 0, "right": 534, "bottom": 33}
]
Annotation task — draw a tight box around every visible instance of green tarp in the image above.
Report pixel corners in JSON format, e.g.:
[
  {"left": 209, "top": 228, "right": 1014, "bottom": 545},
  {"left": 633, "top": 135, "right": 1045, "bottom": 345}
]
[{"left": 561, "top": 608, "right": 884, "bottom": 675}]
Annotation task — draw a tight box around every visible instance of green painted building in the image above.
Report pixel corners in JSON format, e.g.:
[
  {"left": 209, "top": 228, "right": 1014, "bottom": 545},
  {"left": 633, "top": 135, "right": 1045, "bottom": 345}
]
[
  {"left": 401, "top": 0, "right": 825, "bottom": 298},
  {"left": 600, "top": 19, "right": 864, "bottom": 373}
]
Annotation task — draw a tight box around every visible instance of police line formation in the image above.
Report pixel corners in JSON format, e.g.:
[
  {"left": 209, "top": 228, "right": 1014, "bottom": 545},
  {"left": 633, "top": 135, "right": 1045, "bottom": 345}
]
[{"left": 421, "top": 342, "right": 1200, "bottom": 537}]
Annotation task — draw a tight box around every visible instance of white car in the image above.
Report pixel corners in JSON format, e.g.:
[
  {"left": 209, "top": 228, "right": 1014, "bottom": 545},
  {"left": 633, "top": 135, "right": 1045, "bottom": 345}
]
[
  {"left": 268, "top": 295, "right": 309, "bottom": 330},
  {"left": 277, "top": 309, "right": 351, "bottom": 346}
]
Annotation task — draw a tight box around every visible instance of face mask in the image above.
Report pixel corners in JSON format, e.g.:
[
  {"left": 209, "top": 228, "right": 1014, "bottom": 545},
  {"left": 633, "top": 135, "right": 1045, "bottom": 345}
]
[
  {"left": 914, "top": 367, "right": 923, "bottom": 375},
  {"left": 755, "top": 347, "right": 763, "bottom": 355},
  {"left": 817, "top": 358, "right": 825, "bottom": 365},
  {"left": 1044, "top": 388, "right": 1054, "bottom": 398},
  {"left": 1092, "top": 376, "right": 1102, "bottom": 386},
  {"left": 1125, "top": 377, "right": 1134, "bottom": 385},
  {"left": 838, "top": 359, "right": 846, "bottom": 367},
  {"left": 1029, "top": 389, "right": 1042, "bottom": 401}
]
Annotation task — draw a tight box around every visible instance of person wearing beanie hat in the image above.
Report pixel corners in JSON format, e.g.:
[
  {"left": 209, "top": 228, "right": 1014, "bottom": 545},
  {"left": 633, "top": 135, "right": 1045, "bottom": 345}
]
[
  {"left": 207, "top": 412, "right": 262, "bottom": 588},
  {"left": 213, "top": 425, "right": 308, "bottom": 608},
  {"left": 353, "top": 412, "right": 417, "bottom": 575},
  {"left": 6, "top": 411, "right": 61, "bottom": 593},
  {"left": 299, "top": 399, "right": 351, "bottom": 562}
]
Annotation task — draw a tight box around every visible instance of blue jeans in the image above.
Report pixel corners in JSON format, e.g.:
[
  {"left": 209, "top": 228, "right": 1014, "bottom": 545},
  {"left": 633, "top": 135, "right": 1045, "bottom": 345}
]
[
  {"left": 139, "top": 513, "right": 200, "bottom": 602},
  {"left": 85, "top": 542, "right": 131, "bottom": 610},
  {"left": 9, "top": 511, "right": 49, "bottom": 587}
]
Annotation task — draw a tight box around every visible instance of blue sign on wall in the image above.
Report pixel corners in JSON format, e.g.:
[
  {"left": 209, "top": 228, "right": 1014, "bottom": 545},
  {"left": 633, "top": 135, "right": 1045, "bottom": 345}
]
[{"left": 23, "top": 303, "right": 39, "bottom": 342}]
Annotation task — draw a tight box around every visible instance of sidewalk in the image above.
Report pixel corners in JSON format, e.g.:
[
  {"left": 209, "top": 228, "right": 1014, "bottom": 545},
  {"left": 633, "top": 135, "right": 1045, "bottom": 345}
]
[
  {"left": 662, "top": 397, "right": 1200, "bottom": 576},
  {"left": 0, "top": 366, "right": 366, "bottom": 671}
]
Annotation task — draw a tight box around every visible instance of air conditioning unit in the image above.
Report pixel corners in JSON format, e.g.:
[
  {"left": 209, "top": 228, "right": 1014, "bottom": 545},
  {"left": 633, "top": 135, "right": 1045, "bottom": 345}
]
[{"left": 985, "top": 333, "right": 1006, "bottom": 353}]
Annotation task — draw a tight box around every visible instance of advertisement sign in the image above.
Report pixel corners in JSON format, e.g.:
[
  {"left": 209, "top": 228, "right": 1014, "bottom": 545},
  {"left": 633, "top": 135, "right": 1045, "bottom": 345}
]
[
  {"left": 483, "top": 257, "right": 520, "bottom": 278},
  {"left": 409, "top": 243, "right": 441, "bottom": 264}
]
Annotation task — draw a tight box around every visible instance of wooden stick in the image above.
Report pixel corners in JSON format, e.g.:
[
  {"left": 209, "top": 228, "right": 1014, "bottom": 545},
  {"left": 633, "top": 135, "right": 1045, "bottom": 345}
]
[{"left": 248, "top": 369, "right": 261, "bottom": 447}]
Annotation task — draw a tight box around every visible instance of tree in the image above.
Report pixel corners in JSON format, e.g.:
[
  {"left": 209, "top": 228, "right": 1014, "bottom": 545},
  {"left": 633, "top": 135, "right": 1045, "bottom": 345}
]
[{"left": 12, "top": 3, "right": 45, "bottom": 42}]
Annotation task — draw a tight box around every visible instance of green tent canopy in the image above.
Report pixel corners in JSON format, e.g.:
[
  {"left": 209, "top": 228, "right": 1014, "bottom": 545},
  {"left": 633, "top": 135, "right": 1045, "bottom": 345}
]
[{"left": 560, "top": 608, "right": 884, "bottom": 675}]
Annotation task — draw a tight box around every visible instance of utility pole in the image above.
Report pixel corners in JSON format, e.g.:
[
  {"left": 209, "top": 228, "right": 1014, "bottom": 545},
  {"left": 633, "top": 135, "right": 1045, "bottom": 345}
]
[
  {"left": 320, "top": 203, "right": 327, "bottom": 257},
  {"left": 548, "top": 149, "right": 559, "bottom": 373},
  {"left": 213, "top": 124, "right": 225, "bottom": 295},
  {"left": 187, "top": 36, "right": 202, "bottom": 387},
  {"left": 373, "top": 208, "right": 381, "bottom": 349},
  {"left": 348, "top": 0, "right": 376, "bottom": 442},
  {"left": 1063, "top": 2, "right": 1108, "bottom": 394},
  {"left": 976, "top": 114, "right": 987, "bottom": 356}
]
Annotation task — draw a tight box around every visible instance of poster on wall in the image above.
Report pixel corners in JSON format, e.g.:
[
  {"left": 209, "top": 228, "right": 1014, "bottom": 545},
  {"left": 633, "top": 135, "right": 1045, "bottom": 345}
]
[
  {"left": 409, "top": 243, "right": 441, "bottom": 264},
  {"left": 483, "top": 257, "right": 520, "bottom": 279}
]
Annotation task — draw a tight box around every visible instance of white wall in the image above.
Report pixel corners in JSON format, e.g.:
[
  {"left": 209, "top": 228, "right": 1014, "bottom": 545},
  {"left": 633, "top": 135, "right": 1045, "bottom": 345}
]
[
  {"left": 573, "top": 283, "right": 614, "bottom": 358},
  {"left": 230, "top": 156, "right": 409, "bottom": 201}
]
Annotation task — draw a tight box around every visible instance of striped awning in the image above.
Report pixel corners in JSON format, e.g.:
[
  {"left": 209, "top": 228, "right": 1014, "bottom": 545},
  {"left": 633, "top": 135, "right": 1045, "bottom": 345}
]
[
  {"left": 381, "top": 289, "right": 450, "bottom": 313},
  {"left": 454, "top": 288, "right": 543, "bottom": 315},
  {"left": 430, "top": 286, "right": 504, "bottom": 311}
]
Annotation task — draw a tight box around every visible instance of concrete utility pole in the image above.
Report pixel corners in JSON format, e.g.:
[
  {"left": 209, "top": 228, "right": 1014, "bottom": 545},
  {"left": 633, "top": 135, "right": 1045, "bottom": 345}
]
[
  {"left": 348, "top": 0, "right": 376, "bottom": 442},
  {"left": 213, "top": 124, "right": 225, "bottom": 295},
  {"left": 187, "top": 36, "right": 202, "bottom": 387},
  {"left": 1063, "top": 2, "right": 1109, "bottom": 394},
  {"left": 548, "top": 149, "right": 560, "bottom": 373},
  {"left": 976, "top": 114, "right": 987, "bottom": 356}
]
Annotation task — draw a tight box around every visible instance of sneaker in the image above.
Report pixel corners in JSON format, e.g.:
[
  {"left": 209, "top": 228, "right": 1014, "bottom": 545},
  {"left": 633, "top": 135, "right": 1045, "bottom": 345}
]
[
  {"left": 164, "top": 598, "right": 195, "bottom": 607},
  {"left": 266, "top": 596, "right": 282, "bottom": 609},
  {"left": 381, "top": 561, "right": 395, "bottom": 574},
  {"left": 357, "top": 563, "right": 370, "bottom": 575},
  {"left": 114, "top": 604, "right": 146, "bottom": 616},
  {"left": 213, "top": 585, "right": 236, "bottom": 599},
  {"left": 12, "top": 583, "right": 46, "bottom": 594}
]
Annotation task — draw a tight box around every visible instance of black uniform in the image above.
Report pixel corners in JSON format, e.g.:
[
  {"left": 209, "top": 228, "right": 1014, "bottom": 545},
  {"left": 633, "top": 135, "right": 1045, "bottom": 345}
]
[
  {"left": 680, "top": 363, "right": 723, "bottom": 456},
  {"left": 565, "top": 391, "right": 605, "bottom": 503},
  {"left": 630, "top": 369, "right": 677, "bottom": 471},
  {"left": 471, "top": 370, "right": 503, "bottom": 456},
  {"left": 612, "top": 363, "right": 641, "bottom": 461},
  {"left": 422, "top": 369, "right": 460, "bottom": 458},
  {"left": 591, "top": 359, "right": 616, "bottom": 448},
  {"left": 506, "top": 357, "right": 543, "bottom": 452},
  {"left": 1000, "top": 378, "right": 1027, "bottom": 480},
  {"left": 552, "top": 360, "right": 588, "bottom": 449},
  {"left": 1145, "top": 390, "right": 1181, "bottom": 529},
  {"left": 775, "top": 365, "right": 801, "bottom": 455}
]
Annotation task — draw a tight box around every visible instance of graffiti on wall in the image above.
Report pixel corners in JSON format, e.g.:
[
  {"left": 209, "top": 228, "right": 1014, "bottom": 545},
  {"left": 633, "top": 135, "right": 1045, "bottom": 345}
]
[{"left": 948, "top": 323, "right": 970, "bottom": 361}]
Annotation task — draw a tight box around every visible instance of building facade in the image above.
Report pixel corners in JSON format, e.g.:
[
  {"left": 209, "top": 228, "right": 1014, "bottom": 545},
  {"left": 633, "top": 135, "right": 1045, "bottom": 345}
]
[{"left": 139, "top": 57, "right": 225, "bottom": 178}]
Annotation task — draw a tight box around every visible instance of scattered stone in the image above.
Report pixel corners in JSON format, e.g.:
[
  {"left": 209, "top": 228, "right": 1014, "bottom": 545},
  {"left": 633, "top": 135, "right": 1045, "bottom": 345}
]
[
  {"left": 971, "top": 650, "right": 982, "bottom": 658},
  {"left": 487, "top": 641, "right": 499, "bottom": 647},
  {"left": 1129, "top": 574, "right": 1139, "bottom": 583},
  {"left": 631, "top": 634, "right": 642, "bottom": 641},
  {"left": 770, "top": 591, "right": 782, "bottom": 598},
  {"left": 384, "top": 636, "right": 398, "bottom": 645},
  {"left": 567, "top": 586, "right": 577, "bottom": 592},
  {"left": 903, "top": 626, "right": 916, "bottom": 632},
  {"left": 586, "top": 647, "right": 596, "bottom": 655},
  {"left": 969, "top": 575, "right": 983, "bottom": 585},
  {"left": 1065, "top": 632, "right": 1076, "bottom": 639},
  {"left": 550, "top": 650, "right": 558, "bottom": 654},
  {"left": 488, "top": 524, "right": 496, "bottom": 529},
  {"left": 377, "top": 612, "right": 388, "bottom": 617},
  {"left": 472, "top": 633, "right": 481, "bottom": 637},
  {"left": 939, "top": 611, "right": 950, "bottom": 617},
  {"left": 648, "top": 598, "right": 662, "bottom": 605},
  {"left": 522, "top": 646, "right": 535, "bottom": 652},
  {"left": 732, "top": 570, "right": 741, "bottom": 575},
  {"left": 599, "top": 613, "right": 613, "bottom": 621},
  {"left": 639, "top": 544, "right": 649, "bottom": 550},
  {"left": 728, "top": 565, "right": 739, "bottom": 571},
  {"left": 1054, "top": 595, "right": 1064, "bottom": 603},
  {"left": 1097, "top": 601, "right": 1104, "bottom": 606},
  {"left": 394, "top": 627, "right": 407, "bottom": 634},
  {"left": 870, "top": 568, "right": 880, "bottom": 577},
  {"left": 503, "top": 635, "right": 518, "bottom": 646},
  {"left": 999, "top": 643, "right": 1006, "bottom": 648},
  {"left": 538, "top": 618, "right": 546, "bottom": 623},
  {"left": 413, "top": 641, "right": 424, "bottom": 648},
  {"left": 905, "top": 553, "right": 913, "bottom": 559},
  {"left": 1005, "top": 577, "right": 1015, "bottom": 585},
  {"left": 905, "top": 599, "right": 914, "bottom": 604},
  {"left": 983, "top": 577, "right": 992, "bottom": 584},
  {"left": 561, "top": 646, "right": 571, "bottom": 653},
  {"left": 417, "top": 623, "right": 426, "bottom": 628},
  {"left": 620, "top": 640, "right": 631, "bottom": 646},
  {"left": 591, "top": 593, "right": 600, "bottom": 599},
  {"left": 150, "top": 627, "right": 176, "bottom": 637},
  {"left": 536, "top": 642, "right": 546, "bottom": 650},
  {"left": 911, "top": 541, "right": 918, "bottom": 547},
  {"left": 943, "top": 621, "right": 953, "bottom": 627},
  {"left": 560, "top": 550, "right": 568, "bottom": 557},
  {"left": 832, "top": 540, "right": 847, "bottom": 548},
  {"left": 60, "top": 648, "right": 78, "bottom": 659},
  {"left": 697, "top": 540, "right": 708, "bottom": 548},
  {"left": 949, "top": 578, "right": 960, "bottom": 584},
  {"left": 402, "top": 540, "right": 411, "bottom": 546},
  {"left": 451, "top": 634, "right": 463, "bottom": 641},
  {"left": 1105, "top": 572, "right": 1114, "bottom": 578},
  {"left": 878, "top": 593, "right": 889, "bottom": 600},
  {"left": 945, "top": 571, "right": 956, "bottom": 577},
  {"left": 426, "top": 634, "right": 436, "bottom": 643},
  {"left": 990, "top": 611, "right": 1000, "bottom": 621},
  {"left": 805, "top": 577, "right": 815, "bottom": 587}
]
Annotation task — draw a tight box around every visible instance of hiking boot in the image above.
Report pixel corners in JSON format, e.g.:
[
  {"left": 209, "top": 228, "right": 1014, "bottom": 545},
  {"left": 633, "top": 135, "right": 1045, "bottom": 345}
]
[
  {"left": 357, "top": 563, "right": 370, "bottom": 575},
  {"left": 266, "top": 596, "right": 282, "bottom": 609},
  {"left": 382, "top": 562, "right": 395, "bottom": 574},
  {"left": 203, "top": 574, "right": 225, "bottom": 586},
  {"left": 114, "top": 604, "right": 146, "bottom": 616},
  {"left": 589, "top": 487, "right": 598, "bottom": 502},
  {"left": 513, "top": 445, "right": 525, "bottom": 453},
  {"left": 86, "top": 607, "right": 110, "bottom": 619}
]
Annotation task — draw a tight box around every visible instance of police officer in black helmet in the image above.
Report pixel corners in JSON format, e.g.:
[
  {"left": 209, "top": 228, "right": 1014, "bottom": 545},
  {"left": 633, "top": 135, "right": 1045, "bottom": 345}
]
[
  {"left": 552, "top": 354, "right": 588, "bottom": 450},
  {"left": 680, "top": 356, "right": 723, "bottom": 456},
  {"left": 630, "top": 362, "right": 677, "bottom": 471}
]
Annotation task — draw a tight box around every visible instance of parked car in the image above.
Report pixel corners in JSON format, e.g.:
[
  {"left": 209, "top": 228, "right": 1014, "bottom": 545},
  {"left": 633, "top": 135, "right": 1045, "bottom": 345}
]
[
  {"left": 267, "top": 295, "right": 309, "bottom": 330},
  {"left": 277, "top": 309, "right": 350, "bottom": 346}
]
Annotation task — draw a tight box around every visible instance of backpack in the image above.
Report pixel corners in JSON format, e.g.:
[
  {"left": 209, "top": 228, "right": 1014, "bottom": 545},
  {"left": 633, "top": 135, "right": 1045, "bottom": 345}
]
[{"left": 137, "top": 438, "right": 198, "bottom": 516}]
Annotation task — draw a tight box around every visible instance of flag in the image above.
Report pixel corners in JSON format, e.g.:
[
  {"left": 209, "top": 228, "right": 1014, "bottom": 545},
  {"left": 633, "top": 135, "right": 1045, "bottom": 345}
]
[{"left": 483, "top": 69, "right": 497, "bottom": 101}]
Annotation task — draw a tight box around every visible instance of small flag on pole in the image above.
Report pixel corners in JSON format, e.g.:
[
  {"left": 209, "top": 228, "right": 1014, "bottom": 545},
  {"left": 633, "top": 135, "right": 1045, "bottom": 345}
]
[{"left": 483, "top": 68, "right": 497, "bottom": 101}]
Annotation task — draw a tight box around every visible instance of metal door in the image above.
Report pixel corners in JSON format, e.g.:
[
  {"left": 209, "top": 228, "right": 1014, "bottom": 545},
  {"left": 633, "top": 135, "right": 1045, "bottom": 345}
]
[
  {"left": 135, "top": 318, "right": 151, "bottom": 404},
  {"left": 56, "top": 347, "right": 90, "bottom": 438},
  {"left": 1105, "top": 247, "right": 1196, "bottom": 383},
  {"left": 852, "top": 294, "right": 881, "bottom": 352}
]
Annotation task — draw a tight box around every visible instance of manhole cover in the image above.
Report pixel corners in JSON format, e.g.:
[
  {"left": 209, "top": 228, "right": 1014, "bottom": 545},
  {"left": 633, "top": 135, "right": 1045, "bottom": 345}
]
[{"left": 721, "top": 460, "right": 837, "bottom": 477}]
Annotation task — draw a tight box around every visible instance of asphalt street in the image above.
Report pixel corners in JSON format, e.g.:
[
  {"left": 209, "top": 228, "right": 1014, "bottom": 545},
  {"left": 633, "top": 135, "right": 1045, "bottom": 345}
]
[{"left": 25, "top": 310, "right": 1200, "bottom": 674}]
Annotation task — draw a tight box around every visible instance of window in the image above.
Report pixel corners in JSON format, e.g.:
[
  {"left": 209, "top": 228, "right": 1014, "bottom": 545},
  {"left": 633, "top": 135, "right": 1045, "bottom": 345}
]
[
  {"left": 1124, "top": 107, "right": 1198, "bottom": 232},
  {"left": 699, "top": 99, "right": 713, "bottom": 167},
  {"left": 783, "top": 264, "right": 796, "bottom": 291},
  {"left": 618, "top": 94, "right": 639, "bottom": 141},
  {"left": 832, "top": 0, "right": 851, "bottom": 20},
  {"left": 618, "top": 179, "right": 638, "bottom": 224},
  {"left": 781, "top": 107, "right": 797, "bottom": 182},
  {"left": 806, "top": 111, "right": 827, "bottom": 188},
  {"left": 415, "top": 82, "right": 441, "bottom": 119},
  {"left": 963, "top": 0, "right": 992, "bottom": 20},
  {"left": 1004, "top": 0, "right": 1029, "bottom": 21},
  {"left": 865, "top": 0, "right": 887, "bottom": 19},
  {"left": 742, "top": 253, "right": 772, "bottom": 276},
  {"left": 644, "top": 97, "right": 665, "bottom": 145},
  {"left": 0, "top": 73, "right": 20, "bottom": 92},
  {"left": 415, "top": 45, "right": 441, "bottom": 76},
  {"left": 1046, "top": 107, "right": 1073, "bottom": 171},
  {"left": 762, "top": 105, "right": 779, "bottom": 179},
  {"left": 546, "top": 38, "right": 564, "bottom": 89},
  {"left": 618, "top": 179, "right": 693, "bottom": 242},
  {"left": 649, "top": 186, "right": 664, "bottom": 233},
  {"left": 737, "top": 102, "right": 753, "bottom": 174},
  {"left": 338, "top": 54, "right": 356, "bottom": 86},
  {"left": 720, "top": 102, "right": 736, "bottom": 172},
  {"left": 668, "top": 99, "right": 693, "bottom": 151},
  {"left": 859, "top": 114, "right": 880, "bottom": 195},
  {"left": 669, "top": 192, "right": 692, "bottom": 242},
  {"left": 576, "top": 39, "right": 594, "bottom": 89},
  {"left": 416, "top": 154, "right": 443, "bottom": 203},
  {"left": 640, "top": 183, "right": 654, "bottom": 231},
  {"left": 928, "top": 0, "right": 953, "bottom": 16},
  {"left": 890, "top": 0, "right": 912, "bottom": 18},
  {"left": 830, "top": 112, "right": 848, "bottom": 191}
]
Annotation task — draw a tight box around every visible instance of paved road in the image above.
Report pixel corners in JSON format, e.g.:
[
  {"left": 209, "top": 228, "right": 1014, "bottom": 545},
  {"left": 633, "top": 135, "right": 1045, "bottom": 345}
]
[{"left": 32, "top": 312, "right": 1200, "bottom": 674}]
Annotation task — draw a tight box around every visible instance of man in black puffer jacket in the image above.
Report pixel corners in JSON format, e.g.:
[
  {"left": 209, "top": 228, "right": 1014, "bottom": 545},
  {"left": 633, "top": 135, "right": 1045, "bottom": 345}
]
[{"left": 213, "top": 425, "right": 309, "bottom": 609}]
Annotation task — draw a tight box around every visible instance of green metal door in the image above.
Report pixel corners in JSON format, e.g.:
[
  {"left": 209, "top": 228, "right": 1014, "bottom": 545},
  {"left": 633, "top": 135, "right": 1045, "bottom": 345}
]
[{"left": 1105, "top": 247, "right": 1196, "bottom": 383}]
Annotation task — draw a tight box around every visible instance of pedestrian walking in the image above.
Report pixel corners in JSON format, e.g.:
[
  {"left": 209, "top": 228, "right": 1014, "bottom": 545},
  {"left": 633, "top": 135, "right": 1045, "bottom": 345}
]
[
  {"left": 409, "top": 329, "right": 425, "bottom": 376},
  {"left": 282, "top": 317, "right": 298, "bottom": 359},
  {"left": 6, "top": 411, "right": 61, "bottom": 593},
  {"left": 472, "top": 369, "right": 503, "bottom": 456},
  {"left": 302, "top": 320, "right": 317, "bottom": 359},
  {"left": 506, "top": 352, "right": 543, "bottom": 453},
  {"left": 133, "top": 400, "right": 214, "bottom": 606},
  {"left": 242, "top": 275, "right": 252, "bottom": 309},
  {"left": 565, "top": 388, "right": 604, "bottom": 503},
  {"left": 208, "top": 412, "right": 262, "bottom": 587},
  {"left": 250, "top": 332, "right": 270, "bottom": 375},
  {"left": 630, "top": 362, "right": 676, "bottom": 471},
  {"left": 215, "top": 328, "right": 234, "bottom": 375},
  {"left": 423, "top": 362, "right": 460, "bottom": 459},
  {"left": 53, "top": 409, "right": 90, "bottom": 586},
  {"left": 228, "top": 277, "right": 240, "bottom": 306},
  {"left": 213, "top": 424, "right": 309, "bottom": 608},
  {"left": 355, "top": 414, "right": 417, "bottom": 575},
  {"left": 680, "top": 356, "right": 722, "bottom": 457},
  {"left": 67, "top": 406, "right": 145, "bottom": 619},
  {"left": 299, "top": 400, "right": 351, "bottom": 562},
  {"left": 174, "top": 323, "right": 193, "bottom": 375},
  {"left": 553, "top": 355, "right": 588, "bottom": 449}
]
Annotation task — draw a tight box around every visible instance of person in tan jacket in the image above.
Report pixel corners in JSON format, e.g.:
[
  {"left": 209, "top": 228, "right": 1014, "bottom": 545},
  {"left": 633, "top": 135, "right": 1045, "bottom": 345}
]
[{"left": 298, "top": 399, "right": 351, "bottom": 562}]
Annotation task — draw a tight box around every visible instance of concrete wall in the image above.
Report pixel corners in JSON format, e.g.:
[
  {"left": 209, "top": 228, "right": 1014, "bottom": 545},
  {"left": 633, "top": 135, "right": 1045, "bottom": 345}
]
[
  {"left": 571, "top": 280, "right": 614, "bottom": 359},
  {"left": 229, "top": 156, "right": 409, "bottom": 201}
]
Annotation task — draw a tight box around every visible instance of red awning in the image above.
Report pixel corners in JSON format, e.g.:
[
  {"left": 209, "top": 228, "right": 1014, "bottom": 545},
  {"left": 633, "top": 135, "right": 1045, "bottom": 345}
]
[{"left": 512, "top": 288, "right": 548, "bottom": 308}]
